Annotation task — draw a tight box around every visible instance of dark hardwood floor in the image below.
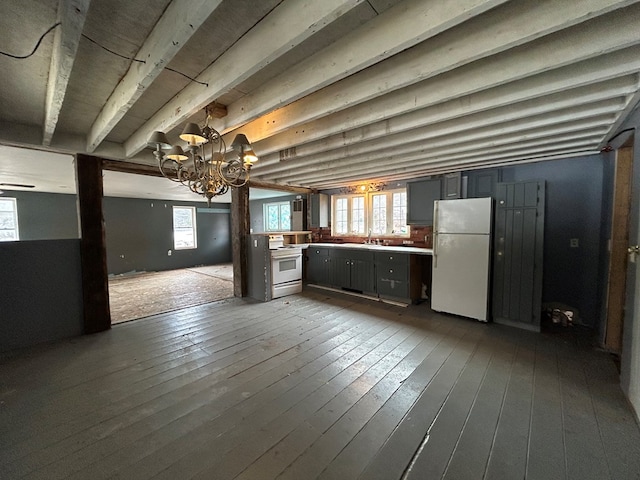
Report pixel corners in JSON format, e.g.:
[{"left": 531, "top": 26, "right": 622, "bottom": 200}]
[{"left": 1, "top": 290, "right": 639, "bottom": 479}]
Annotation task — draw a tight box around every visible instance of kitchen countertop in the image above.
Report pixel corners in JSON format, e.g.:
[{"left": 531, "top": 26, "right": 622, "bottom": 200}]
[{"left": 306, "top": 242, "right": 433, "bottom": 255}]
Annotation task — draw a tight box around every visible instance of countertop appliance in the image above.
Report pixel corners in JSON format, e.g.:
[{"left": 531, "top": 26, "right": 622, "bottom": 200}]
[
  {"left": 248, "top": 234, "right": 303, "bottom": 301},
  {"left": 431, "top": 197, "right": 492, "bottom": 321}
]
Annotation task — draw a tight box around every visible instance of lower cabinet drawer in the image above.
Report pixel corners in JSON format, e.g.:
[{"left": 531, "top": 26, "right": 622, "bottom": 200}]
[{"left": 377, "top": 275, "right": 409, "bottom": 299}]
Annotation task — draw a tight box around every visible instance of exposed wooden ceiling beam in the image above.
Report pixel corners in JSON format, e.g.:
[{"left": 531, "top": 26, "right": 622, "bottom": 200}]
[
  {"left": 258, "top": 102, "right": 624, "bottom": 180},
  {"left": 124, "top": 0, "right": 364, "bottom": 158},
  {"left": 250, "top": 50, "right": 640, "bottom": 160},
  {"left": 254, "top": 75, "right": 638, "bottom": 170},
  {"left": 248, "top": 180, "right": 311, "bottom": 194},
  {"left": 255, "top": 97, "right": 627, "bottom": 178},
  {"left": 101, "top": 159, "right": 166, "bottom": 178},
  {"left": 304, "top": 138, "right": 602, "bottom": 187},
  {"left": 598, "top": 88, "right": 640, "bottom": 149},
  {"left": 270, "top": 121, "right": 613, "bottom": 185},
  {"left": 42, "top": 0, "right": 90, "bottom": 146},
  {"left": 85, "top": 0, "right": 224, "bottom": 153},
  {"left": 212, "top": 0, "right": 509, "bottom": 133},
  {"left": 220, "top": 0, "right": 638, "bottom": 144}
]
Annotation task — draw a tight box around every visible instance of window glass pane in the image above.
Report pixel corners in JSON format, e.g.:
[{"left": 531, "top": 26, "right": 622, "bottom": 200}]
[
  {"left": 371, "top": 194, "right": 386, "bottom": 235},
  {"left": 173, "top": 206, "right": 196, "bottom": 249},
  {"left": 280, "top": 203, "right": 291, "bottom": 230},
  {"left": 351, "top": 196, "right": 365, "bottom": 234},
  {"left": 335, "top": 197, "right": 348, "bottom": 234},
  {"left": 265, "top": 201, "right": 291, "bottom": 231},
  {"left": 392, "top": 191, "right": 407, "bottom": 234},
  {"left": 267, "top": 204, "right": 280, "bottom": 230},
  {"left": 0, "top": 198, "right": 19, "bottom": 241}
]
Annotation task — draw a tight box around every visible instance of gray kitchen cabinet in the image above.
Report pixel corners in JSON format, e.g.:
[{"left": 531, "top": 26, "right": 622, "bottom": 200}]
[
  {"left": 443, "top": 172, "right": 461, "bottom": 199},
  {"left": 309, "top": 193, "right": 329, "bottom": 228},
  {"left": 467, "top": 169, "right": 500, "bottom": 198},
  {"left": 330, "top": 248, "right": 375, "bottom": 293},
  {"left": 407, "top": 178, "right": 441, "bottom": 225},
  {"left": 376, "top": 252, "right": 409, "bottom": 300},
  {"left": 305, "top": 247, "right": 330, "bottom": 285},
  {"left": 375, "top": 252, "right": 426, "bottom": 302}
]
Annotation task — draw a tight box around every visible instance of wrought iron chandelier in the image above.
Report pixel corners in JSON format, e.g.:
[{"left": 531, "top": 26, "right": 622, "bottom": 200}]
[{"left": 147, "top": 107, "right": 257, "bottom": 206}]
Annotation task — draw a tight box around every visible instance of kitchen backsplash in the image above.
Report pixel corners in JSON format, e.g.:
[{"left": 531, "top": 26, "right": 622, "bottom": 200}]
[{"left": 309, "top": 225, "right": 433, "bottom": 249}]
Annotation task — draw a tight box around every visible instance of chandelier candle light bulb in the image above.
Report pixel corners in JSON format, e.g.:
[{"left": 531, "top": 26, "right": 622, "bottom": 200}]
[{"left": 147, "top": 109, "right": 257, "bottom": 206}]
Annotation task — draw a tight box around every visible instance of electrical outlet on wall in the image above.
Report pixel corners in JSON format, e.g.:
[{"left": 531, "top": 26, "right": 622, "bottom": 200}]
[{"left": 570, "top": 238, "right": 579, "bottom": 248}]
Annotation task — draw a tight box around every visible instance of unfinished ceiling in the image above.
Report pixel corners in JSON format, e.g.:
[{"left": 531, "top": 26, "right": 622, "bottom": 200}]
[{"left": 0, "top": 0, "right": 639, "bottom": 197}]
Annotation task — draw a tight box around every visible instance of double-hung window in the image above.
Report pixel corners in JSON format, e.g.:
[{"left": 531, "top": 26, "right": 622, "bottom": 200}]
[
  {"left": 0, "top": 197, "right": 19, "bottom": 241},
  {"left": 331, "top": 188, "right": 407, "bottom": 237},
  {"left": 264, "top": 201, "right": 291, "bottom": 231},
  {"left": 333, "top": 195, "right": 366, "bottom": 236},
  {"left": 172, "top": 206, "right": 197, "bottom": 249}
]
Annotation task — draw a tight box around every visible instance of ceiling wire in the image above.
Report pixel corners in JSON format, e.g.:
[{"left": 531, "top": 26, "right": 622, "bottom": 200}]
[
  {"left": 82, "top": 33, "right": 208, "bottom": 87},
  {"left": 0, "top": 22, "right": 61, "bottom": 59},
  {"left": 0, "top": 21, "right": 208, "bottom": 87}
]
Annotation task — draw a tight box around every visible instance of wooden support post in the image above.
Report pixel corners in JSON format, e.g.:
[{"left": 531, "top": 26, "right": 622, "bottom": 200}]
[
  {"left": 605, "top": 146, "right": 633, "bottom": 352},
  {"left": 75, "top": 154, "right": 111, "bottom": 333},
  {"left": 231, "top": 184, "right": 250, "bottom": 297}
]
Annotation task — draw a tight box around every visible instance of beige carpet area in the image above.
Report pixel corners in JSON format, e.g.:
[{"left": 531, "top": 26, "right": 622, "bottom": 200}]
[{"left": 108, "top": 264, "right": 234, "bottom": 324}]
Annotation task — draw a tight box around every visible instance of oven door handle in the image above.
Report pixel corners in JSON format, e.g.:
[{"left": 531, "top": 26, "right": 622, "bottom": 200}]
[{"left": 273, "top": 254, "right": 302, "bottom": 261}]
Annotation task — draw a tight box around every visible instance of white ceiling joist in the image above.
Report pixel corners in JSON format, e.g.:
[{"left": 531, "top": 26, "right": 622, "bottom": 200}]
[
  {"left": 85, "top": 0, "right": 224, "bottom": 153},
  {"left": 124, "top": 0, "right": 363, "bottom": 157},
  {"left": 276, "top": 122, "right": 613, "bottom": 185},
  {"left": 254, "top": 73, "right": 639, "bottom": 164},
  {"left": 255, "top": 97, "right": 627, "bottom": 177},
  {"left": 598, "top": 89, "right": 640, "bottom": 149},
  {"left": 212, "top": 0, "right": 509, "bottom": 133},
  {"left": 270, "top": 116, "right": 617, "bottom": 184},
  {"left": 306, "top": 138, "right": 602, "bottom": 187},
  {"left": 245, "top": 46, "right": 640, "bottom": 164},
  {"left": 42, "top": 0, "right": 91, "bottom": 146},
  {"left": 310, "top": 148, "right": 600, "bottom": 188},
  {"left": 222, "top": 0, "right": 639, "bottom": 144}
]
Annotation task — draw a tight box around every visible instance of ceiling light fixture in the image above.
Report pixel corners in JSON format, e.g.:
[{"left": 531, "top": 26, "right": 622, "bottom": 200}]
[
  {"left": 147, "top": 105, "right": 257, "bottom": 206},
  {"left": 340, "top": 182, "right": 386, "bottom": 194}
]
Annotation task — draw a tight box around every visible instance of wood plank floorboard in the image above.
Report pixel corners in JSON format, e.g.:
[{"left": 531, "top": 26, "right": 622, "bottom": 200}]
[
  {"left": 1, "top": 290, "right": 639, "bottom": 480},
  {"left": 3, "top": 304, "right": 372, "bottom": 477}
]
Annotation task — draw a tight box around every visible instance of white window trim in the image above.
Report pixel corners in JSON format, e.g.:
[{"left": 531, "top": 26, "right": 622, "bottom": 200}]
[
  {"left": 0, "top": 197, "right": 19, "bottom": 242},
  {"left": 331, "top": 188, "right": 408, "bottom": 238},
  {"left": 172, "top": 206, "right": 197, "bottom": 250}
]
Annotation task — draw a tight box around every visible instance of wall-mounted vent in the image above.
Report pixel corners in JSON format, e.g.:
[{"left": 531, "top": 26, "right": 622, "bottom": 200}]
[{"left": 279, "top": 146, "right": 297, "bottom": 162}]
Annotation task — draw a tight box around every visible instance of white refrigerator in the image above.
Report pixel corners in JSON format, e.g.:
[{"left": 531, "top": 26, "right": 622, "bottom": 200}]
[{"left": 431, "top": 197, "right": 492, "bottom": 321}]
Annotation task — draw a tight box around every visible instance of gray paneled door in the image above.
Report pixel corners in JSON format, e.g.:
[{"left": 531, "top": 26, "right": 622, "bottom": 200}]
[{"left": 493, "top": 181, "right": 545, "bottom": 331}]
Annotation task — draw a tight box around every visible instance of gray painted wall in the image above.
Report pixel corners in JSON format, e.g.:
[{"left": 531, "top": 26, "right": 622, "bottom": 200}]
[
  {"left": 104, "top": 198, "right": 232, "bottom": 275},
  {"left": 0, "top": 239, "right": 84, "bottom": 353},
  {"left": 1, "top": 190, "right": 79, "bottom": 240},
  {"left": 0, "top": 190, "right": 233, "bottom": 275}
]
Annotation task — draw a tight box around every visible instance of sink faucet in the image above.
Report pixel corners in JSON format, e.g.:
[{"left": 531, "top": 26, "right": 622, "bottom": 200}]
[{"left": 366, "top": 229, "right": 372, "bottom": 244}]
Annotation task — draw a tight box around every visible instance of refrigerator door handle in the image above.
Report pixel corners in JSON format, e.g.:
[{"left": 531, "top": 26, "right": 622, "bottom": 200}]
[
  {"left": 432, "top": 200, "right": 439, "bottom": 268},
  {"left": 433, "top": 200, "right": 439, "bottom": 234},
  {"left": 433, "top": 233, "right": 437, "bottom": 268}
]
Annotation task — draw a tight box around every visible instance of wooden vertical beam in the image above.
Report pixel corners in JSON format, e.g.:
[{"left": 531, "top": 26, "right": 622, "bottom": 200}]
[
  {"left": 231, "top": 184, "right": 250, "bottom": 297},
  {"left": 75, "top": 153, "right": 111, "bottom": 333},
  {"left": 605, "top": 146, "right": 633, "bottom": 352}
]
